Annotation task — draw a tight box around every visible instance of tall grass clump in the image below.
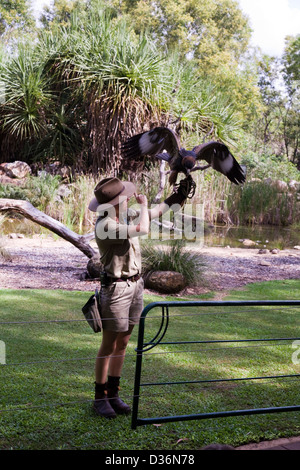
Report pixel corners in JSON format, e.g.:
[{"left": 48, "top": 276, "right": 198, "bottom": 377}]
[
  {"left": 59, "top": 175, "right": 98, "bottom": 233},
  {"left": 228, "top": 180, "right": 300, "bottom": 226},
  {"left": 0, "top": 174, "right": 98, "bottom": 234},
  {"left": 191, "top": 170, "right": 232, "bottom": 224},
  {"left": 141, "top": 239, "right": 206, "bottom": 285}
]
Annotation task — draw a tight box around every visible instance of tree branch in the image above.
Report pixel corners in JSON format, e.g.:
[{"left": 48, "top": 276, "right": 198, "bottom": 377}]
[
  {"left": 153, "top": 160, "right": 167, "bottom": 203},
  {"left": 0, "top": 199, "right": 96, "bottom": 259}
]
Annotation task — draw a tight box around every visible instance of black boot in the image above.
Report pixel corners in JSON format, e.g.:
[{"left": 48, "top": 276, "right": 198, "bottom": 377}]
[
  {"left": 93, "top": 382, "right": 116, "bottom": 419},
  {"left": 106, "top": 376, "right": 131, "bottom": 415}
]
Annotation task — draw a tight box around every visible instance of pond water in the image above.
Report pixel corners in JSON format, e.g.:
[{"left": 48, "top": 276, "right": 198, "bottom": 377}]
[
  {"left": 0, "top": 216, "right": 299, "bottom": 250},
  {"left": 204, "top": 225, "right": 300, "bottom": 250}
]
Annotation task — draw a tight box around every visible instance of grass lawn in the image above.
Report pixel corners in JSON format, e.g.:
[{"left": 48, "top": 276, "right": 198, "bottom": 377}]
[{"left": 0, "top": 280, "right": 299, "bottom": 450}]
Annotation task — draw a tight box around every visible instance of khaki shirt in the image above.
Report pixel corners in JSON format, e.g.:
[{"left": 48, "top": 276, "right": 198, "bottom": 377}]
[{"left": 95, "top": 214, "right": 141, "bottom": 279}]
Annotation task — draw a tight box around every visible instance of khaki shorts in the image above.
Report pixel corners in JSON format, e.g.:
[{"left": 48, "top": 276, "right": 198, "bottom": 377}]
[{"left": 100, "top": 277, "right": 144, "bottom": 332}]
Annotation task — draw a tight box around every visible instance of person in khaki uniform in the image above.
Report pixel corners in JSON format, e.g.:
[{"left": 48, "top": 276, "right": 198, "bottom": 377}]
[{"left": 88, "top": 176, "right": 192, "bottom": 418}]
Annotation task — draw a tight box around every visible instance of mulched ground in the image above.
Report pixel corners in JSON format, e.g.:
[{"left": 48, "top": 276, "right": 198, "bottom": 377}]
[{"left": 1, "top": 236, "right": 300, "bottom": 296}]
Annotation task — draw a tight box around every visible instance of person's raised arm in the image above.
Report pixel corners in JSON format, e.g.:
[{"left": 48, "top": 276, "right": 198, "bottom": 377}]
[
  {"left": 127, "top": 193, "right": 149, "bottom": 237},
  {"left": 148, "top": 176, "right": 196, "bottom": 220}
]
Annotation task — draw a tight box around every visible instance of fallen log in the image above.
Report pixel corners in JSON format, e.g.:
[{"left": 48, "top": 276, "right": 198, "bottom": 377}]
[{"left": 0, "top": 198, "right": 96, "bottom": 259}]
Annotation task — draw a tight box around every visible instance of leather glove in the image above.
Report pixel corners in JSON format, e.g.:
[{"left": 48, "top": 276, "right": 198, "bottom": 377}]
[{"left": 163, "top": 175, "right": 196, "bottom": 208}]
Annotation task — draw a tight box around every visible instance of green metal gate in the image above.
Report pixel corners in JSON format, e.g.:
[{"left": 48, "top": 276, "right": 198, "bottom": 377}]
[{"left": 131, "top": 300, "right": 300, "bottom": 429}]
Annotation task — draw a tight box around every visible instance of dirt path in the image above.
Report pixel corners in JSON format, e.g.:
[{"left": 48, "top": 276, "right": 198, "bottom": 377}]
[{"left": 1, "top": 235, "right": 300, "bottom": 296}]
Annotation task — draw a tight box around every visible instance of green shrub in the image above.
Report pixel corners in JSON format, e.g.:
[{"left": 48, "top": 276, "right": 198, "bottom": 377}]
[
  {"left": 141, "top": 239, "right": 206, "bottom": 285},
  {"left": 0, "top": 183, "right": 30, "bottom": 201},
  {"left": 0, "top": 174, "right": 61, "bottom": 212}
]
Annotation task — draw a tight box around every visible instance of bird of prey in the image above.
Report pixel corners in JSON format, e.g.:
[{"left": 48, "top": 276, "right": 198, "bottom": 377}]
[{"left": 122, "top": 126, "right": 246, "bottom": 186}]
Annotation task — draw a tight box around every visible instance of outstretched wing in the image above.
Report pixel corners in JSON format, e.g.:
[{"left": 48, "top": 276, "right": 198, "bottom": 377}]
[
  {"left": 122, "top": 127, "right": 180, "bottom": 161},
  {"left": 193, "top": 141, "right": 246, "bottom": 185}
]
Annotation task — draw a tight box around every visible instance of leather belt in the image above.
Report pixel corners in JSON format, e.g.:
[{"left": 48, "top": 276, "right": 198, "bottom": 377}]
[{"left": 108, "top": 274, "right": 140, "bottom": 284}]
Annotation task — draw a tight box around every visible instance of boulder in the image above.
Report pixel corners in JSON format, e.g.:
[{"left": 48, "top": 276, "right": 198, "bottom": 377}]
[
  {"left": 289, "top": 180, "right": 300, "bottom": 192},
  {"left": 87, "top": 254, "right": 103, "bottom": 279},
  {"left": 0, "top": 174, "right": 24, "bottom": 185},
  {"left": 272, "top": 179, "right": 288, "bottom": 192},
  {"left": 144, "top": 270, "right": 186, "bottom": 293},
  {"left": 9, "top": 233, "right": 25, "bottom": 239},
  {"left": 0, "top": 161, "right": 32, "bottom": 179},
  {"left": 242, "top": 239, "right": 256, "bottom": 247},
  {"left": 259, "top": 260, "right": 271, "bottom": 266},
  {"left": 262, "top": 178, "right": 289, "bottom": 192},
  {"left": 263, "top": 177, "right": 272, "bottom": 185}
]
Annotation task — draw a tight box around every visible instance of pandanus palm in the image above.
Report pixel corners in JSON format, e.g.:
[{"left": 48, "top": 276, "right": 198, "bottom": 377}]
[
  {"left": 0, "top": 46, "right": 52, "bottom": 145},
  {"left": 0, "top": 5, "right": 241, "bottom": 175},
  {"left": 68, "top": 10, "right": 171, "bottom": 174}
]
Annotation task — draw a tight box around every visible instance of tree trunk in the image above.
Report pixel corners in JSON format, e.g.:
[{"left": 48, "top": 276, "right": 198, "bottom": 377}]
[{"left": 0, "top": 198, "right": 96, "bottom": 259}]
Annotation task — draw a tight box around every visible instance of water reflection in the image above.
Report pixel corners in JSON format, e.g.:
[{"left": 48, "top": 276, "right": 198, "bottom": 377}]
[{"left": 204, "top": 225, "right": 300, "bottom": 249}]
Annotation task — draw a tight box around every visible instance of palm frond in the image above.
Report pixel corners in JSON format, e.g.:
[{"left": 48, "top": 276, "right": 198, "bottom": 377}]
[{"left": 1, "top": 46, "right": 53, "bottom": 140}]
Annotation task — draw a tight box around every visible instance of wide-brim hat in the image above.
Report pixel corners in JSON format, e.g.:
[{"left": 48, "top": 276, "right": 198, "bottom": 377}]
[{"left": 88, "top": 177, "right": 136, "bottom": 212}]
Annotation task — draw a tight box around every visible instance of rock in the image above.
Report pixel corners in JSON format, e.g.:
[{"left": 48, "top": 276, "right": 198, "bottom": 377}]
[
  {"left": 270, "top": 248, "right": 280, "bottom": 254},
  {"left": 294, "top": 246, "right": 300, "bottom": 250},
  {"left": 273, "top": 179, "right": 288, "bottom": 192},
  {"left": 57, "top": 166, "right": 71, "bottom": 180},
  {"left": 0, "top": 174, "right": 24, "bottom": 185},
  {"left": 259, "top": 260, "right": 271, "bottom": 266},
  {"left": 144, "top": 270, "right": 186, "bottom": 293},
  {"left": 262, "top": 178, "right": 290, "bottom": 192},
  {"left": 79, "top": 271, "right": 90, "bottom": 281},
  {"left": 242, "top": 239, "right": 256, "bottom": 247},
  {"left": 47, "top": 162, "right": 71, "bottom": 180},
  {"left": 8, "top": 233, "right": 24, "bottom": 239},
  {"left": 87, "top": 255, "right": 103, "bottom": 279},
  {"left": 263, "top": 177, "right": 272, "bottom": 185},
  {"left": 0, "top": 161, "right": 32, "bottom": 179},
  {"left": 258, "top": 249, "right": 268, "bottom": 254},
  {"left": 289, "top": 180, "right": 300, "bottom": 192},
  {"left": 250, "top": 178, "right": 262, "bottom": 183}
]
